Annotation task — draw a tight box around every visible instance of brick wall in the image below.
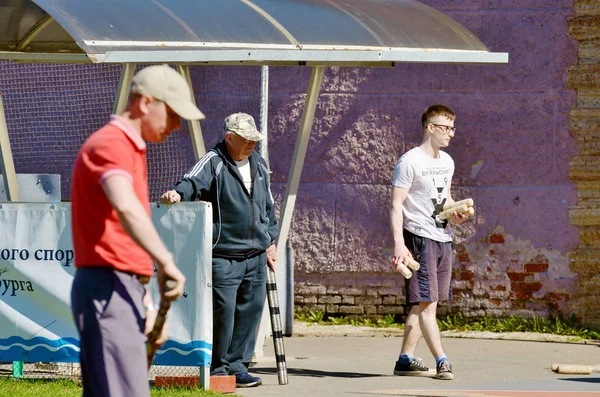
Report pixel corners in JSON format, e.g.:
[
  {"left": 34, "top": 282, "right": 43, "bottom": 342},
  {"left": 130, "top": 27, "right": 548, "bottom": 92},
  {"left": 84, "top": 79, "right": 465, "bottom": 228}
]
[
  {"left": 450, "top": 229, "right": 573, "bottom": 317},
  {"left": 567, "top": 0, "right": 600, "bottom": 329},
  {"left": 295, "top": 272, "right": 408, "bottom": 319},
  {"left": 295, "top": 226, "right": 575, "bottom": 319}
]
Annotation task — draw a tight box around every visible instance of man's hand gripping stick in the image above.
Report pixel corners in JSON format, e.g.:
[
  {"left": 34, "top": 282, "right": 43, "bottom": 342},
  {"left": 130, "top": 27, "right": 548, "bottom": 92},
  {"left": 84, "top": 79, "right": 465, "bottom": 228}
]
[
  {"left": 146, "top": 279, "right": 177, "bottom": 369},
  {"left": 394, "top": 257, "right": 420, "bottom": 279},
  {"left": 439, "top": 198, "right": 475, "bottom": 220}
]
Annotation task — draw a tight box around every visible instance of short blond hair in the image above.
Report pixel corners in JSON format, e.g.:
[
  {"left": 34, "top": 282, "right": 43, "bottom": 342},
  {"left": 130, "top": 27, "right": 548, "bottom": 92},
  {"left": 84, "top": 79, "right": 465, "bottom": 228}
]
[{"left": 422, "top": 105, "right": 455, "bottom": 130}]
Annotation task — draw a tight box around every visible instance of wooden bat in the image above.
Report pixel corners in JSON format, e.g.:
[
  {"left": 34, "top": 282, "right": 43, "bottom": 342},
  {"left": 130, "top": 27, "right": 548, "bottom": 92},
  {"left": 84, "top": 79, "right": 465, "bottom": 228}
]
[
  {"left": 443, "top": 198, "right": 474, "bottom": 211},
  {"left": 554, "top": 364, "right": 592, "bottom": 374},
  {"left": 393, "top": 256, "right": 420, "bottom": 279},
  {"left": 404, "top": 257, "right": 420, "bottom": 271},
  {"left": 552, "top": 364, "right": 600, "bottom": 374},
  {"left": 394, "top": 261, "right": 412, "bottom": 279},
  {"left": 147, "top": 279, "right": 178, "bottom": 369},
  {"left": 438, "top": 204, "right": 475, "bottom": 220}
]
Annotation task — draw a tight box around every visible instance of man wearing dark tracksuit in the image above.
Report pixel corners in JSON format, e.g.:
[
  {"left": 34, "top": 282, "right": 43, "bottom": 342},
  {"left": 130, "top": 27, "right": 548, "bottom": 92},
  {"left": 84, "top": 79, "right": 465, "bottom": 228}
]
[{"left": 160, "top": 112, "right": 278, "bottom": 388}]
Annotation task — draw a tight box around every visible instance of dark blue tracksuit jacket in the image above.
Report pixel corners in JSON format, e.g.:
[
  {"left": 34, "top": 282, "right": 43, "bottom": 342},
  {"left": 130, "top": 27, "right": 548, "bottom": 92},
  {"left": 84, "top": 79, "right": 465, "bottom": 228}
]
[{"left": 171, "top": 140, "right": 279, "bottom": 255}]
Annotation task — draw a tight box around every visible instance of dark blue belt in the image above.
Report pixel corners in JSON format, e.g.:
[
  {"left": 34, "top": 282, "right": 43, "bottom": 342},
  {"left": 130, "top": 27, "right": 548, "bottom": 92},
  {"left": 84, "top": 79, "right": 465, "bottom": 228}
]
[{"left": 212, "top": 249, "right": 264, "bottom": 260}]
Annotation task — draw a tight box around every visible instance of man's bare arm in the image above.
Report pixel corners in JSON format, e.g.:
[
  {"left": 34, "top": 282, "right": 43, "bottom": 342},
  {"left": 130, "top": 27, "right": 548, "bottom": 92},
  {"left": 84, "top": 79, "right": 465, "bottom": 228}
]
[
  {"left": 102, "top": 175, "right": 185, "bottom": 300},
  {"left": 390, "top": 186, "right": 412, "bottom": 269}
]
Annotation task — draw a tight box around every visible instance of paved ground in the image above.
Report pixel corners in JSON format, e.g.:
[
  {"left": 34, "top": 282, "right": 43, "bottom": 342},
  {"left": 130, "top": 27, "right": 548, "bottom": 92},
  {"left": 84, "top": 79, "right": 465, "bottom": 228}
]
[{"left": 235, "top": 322, "right": 600, "bottom": 397}]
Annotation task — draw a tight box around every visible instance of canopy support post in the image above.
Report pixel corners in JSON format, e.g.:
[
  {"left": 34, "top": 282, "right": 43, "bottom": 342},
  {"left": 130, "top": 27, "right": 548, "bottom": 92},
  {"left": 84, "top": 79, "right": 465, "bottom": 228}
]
[
  {"left": 16, "top": 15, "right": 54, "bottom": 51},
  {"left": 275, "top": 65, "right": 324, "bottom": 251},
  {"left": 113, "top": 63, "right": 135, "bottom": 115},
  {"left": 177, "top": 65, "right": 206, "bottom": 160},
  {"left": 254, "top": 66, "right": 324, "bottom": 358},
  {"left": 0, "top": 91, "right": 19, "bottom": 201},
  {"left": 259, "top": 65, "right": 270, "bottom": 167}
]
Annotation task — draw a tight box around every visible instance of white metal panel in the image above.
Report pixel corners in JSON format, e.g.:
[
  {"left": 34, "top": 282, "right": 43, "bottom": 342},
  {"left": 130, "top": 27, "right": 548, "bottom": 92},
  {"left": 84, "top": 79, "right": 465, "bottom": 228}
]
[{"left": 96, "top": 48, "right": 508, "bottom": 65}]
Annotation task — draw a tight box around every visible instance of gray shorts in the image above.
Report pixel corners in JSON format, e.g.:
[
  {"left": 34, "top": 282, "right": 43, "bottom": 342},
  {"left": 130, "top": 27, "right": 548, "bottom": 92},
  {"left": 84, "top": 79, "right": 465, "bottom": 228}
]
[
  {"left": 71, "top": 267, "right": 150, "bottom": 397},
  {"left": 403, "top": 229, "right": 453, "bottom": 304}
]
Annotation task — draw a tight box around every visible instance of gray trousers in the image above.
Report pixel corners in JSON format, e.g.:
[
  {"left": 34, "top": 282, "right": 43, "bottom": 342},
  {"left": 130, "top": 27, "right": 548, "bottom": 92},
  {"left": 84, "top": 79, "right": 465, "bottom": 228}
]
[
  {"left": 211, "top": 252, "right": 267, "bottom": 375},
  {"left": 71, "top": 267, "right": 149, "bottom": 397}
]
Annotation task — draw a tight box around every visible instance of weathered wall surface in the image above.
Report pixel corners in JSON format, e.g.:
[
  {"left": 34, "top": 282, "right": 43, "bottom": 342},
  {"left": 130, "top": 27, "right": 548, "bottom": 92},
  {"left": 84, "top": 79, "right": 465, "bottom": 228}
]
[
  {"left": 0, "top": 2, "right": 586, "bottom": 322},
  {"left": 282, "top": 1, "right": 582, "bottom": 320},
  {"left": 567, "top": 0, "right": 600, "bottom": 329}
]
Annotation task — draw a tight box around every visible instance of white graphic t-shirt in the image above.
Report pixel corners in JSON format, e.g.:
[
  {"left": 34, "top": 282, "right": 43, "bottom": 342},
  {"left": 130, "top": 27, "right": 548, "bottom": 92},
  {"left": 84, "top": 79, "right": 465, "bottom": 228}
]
[{"left": 392, "top": 147, "right": 454, "bottom": 243}]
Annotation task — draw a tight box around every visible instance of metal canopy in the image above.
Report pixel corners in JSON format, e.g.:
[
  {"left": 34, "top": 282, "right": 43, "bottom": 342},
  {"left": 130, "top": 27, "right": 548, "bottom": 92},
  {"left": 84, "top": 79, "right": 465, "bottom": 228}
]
[{"left": 0, "top": 0, "right": 508, "bottom": 65}]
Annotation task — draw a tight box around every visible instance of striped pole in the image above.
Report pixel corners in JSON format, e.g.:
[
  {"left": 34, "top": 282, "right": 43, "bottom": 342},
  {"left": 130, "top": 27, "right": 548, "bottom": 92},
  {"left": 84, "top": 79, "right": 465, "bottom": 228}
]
[{"left": 266, "top": 268, "right": 288, "bottom": 385}]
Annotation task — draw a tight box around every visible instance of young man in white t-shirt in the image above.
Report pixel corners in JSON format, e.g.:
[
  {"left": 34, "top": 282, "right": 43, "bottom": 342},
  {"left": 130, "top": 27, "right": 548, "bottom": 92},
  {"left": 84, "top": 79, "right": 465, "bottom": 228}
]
[{"left": 390, "top": 105, "right": 469, "bottom": 380}]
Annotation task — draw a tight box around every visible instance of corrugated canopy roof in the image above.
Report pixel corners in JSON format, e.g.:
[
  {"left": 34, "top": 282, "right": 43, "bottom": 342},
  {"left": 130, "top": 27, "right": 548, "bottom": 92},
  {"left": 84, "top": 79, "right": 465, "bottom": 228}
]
[{"left": 0, "top": 0, "right": 508, "bottom": 65}]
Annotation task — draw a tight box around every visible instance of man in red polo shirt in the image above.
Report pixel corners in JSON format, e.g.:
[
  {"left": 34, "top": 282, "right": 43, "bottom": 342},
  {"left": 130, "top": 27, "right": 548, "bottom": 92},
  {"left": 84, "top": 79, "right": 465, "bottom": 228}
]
[{"left": 70, "top": 64, "right": 204, "bottom": 397}]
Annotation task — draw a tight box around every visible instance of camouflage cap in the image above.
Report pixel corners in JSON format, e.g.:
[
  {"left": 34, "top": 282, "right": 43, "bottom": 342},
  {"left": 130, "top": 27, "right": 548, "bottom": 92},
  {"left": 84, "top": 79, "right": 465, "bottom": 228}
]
[{"left": 224, "top": 112, "right": 264, "bottom": 141}]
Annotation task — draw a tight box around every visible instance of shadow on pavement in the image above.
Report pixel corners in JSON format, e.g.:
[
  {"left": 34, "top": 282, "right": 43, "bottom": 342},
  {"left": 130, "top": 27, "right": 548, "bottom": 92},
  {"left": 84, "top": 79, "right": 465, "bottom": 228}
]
[
  {"left": 251, "top": 367, "right": 385, "bottom": 378},
  {"left": 559, "top": 377, "right": 600, "bottom": 384}
]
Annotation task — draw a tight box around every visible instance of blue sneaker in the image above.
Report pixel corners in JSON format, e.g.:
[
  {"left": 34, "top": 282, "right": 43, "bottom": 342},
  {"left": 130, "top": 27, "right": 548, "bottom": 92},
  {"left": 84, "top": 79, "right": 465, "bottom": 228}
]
[
  {"left": 235, "top": 372, "right": 262, "bottom": 388},
  {"left": 393, "top": 357, "right": 430, "bottom": 376}
]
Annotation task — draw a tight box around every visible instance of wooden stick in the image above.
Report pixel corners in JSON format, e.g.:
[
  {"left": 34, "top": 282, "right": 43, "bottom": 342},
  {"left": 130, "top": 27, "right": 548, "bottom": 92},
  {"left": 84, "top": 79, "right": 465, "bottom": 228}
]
[
  {"left": 438, "top": 205, "right": 475, "bottom": 220},
  {"left": 555, "top": 364, "right": 592, "bottom": 374},
  {"left": 394, "top": 262, "right": 412, "bottom": 279},
  {"left": 147, "top": 279, "right": 177, "bottom": 369},
  {"left": 404, "top": 257, "right": 420, "bottom": 271},
  {"left": 443, "top": 198, "right": 474, "bottom": 211},
  {"left": 552, "top": 363, "right": 600, "bottom": 374}
]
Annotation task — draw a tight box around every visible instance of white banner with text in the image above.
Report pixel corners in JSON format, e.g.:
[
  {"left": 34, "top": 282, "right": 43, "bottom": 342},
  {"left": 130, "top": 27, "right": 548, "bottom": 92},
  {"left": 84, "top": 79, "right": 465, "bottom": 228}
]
[{"left": 0, "top": 202, "right": 212, "bottom": 367}]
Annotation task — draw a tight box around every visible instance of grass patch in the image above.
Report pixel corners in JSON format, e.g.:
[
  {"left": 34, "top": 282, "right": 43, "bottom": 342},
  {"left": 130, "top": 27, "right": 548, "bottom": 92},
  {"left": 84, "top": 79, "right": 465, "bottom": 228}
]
[
  {"left": 295, "top": 310, "right": 600, "bottom": 340},
  {"left": 0, "top": 378, "right": 81, "bottom": 397},
  {"left": 0, "top": 377, "right": 237, "bottom": 397},
  {"left": 438, "top": 314, "right": 600, "bottom": 339},
  {"left": 152, "top": 387, "right": 235, "bottom": 397},
  {"left": 295, "top": 310, "right": 401, "bottom": 328}
]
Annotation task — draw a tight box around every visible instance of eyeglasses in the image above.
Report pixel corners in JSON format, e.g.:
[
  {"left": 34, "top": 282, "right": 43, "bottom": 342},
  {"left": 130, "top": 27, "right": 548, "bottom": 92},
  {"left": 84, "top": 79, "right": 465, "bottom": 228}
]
[{"left": 430, "top": 123, "right": 456, "bottom": 134}]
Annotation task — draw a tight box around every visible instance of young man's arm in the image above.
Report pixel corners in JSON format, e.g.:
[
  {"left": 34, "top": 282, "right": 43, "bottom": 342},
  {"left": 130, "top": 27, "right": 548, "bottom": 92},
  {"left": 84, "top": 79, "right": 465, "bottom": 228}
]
[
  {"left": 390, "top": 186, "right": 412, "bottom": 270},
  {"left": 102, "top": 175, "right": 186, "bottom": 300}
]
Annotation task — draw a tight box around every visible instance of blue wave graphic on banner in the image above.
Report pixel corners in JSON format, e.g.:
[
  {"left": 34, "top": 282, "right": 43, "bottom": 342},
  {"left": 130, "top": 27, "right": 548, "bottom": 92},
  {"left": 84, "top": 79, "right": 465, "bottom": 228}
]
[
  {"left": 0, "top": 336, "right": 80, "bottom": 363},
  {"left": 0, "top": 337, "right": 212, "bottom": 366},
  {"left": 153, "top": 340, "right": 212, "bottom": 367}
]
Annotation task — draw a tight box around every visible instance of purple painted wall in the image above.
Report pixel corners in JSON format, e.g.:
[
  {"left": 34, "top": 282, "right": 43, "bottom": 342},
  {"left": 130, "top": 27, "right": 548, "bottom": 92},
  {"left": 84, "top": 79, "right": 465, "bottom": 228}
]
[{"left": 0, "top": 1, "right": 580, "bottom": 318}]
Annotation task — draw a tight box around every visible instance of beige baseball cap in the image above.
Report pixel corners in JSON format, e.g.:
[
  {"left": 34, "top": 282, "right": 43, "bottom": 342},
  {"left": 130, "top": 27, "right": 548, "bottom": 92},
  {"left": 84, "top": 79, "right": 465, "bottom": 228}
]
[
  {"left": 223, "top": 112, "right": 264, "bottom": 141},
  {"left": 131, "top": 65, "right": 205, "bottom": 121}
]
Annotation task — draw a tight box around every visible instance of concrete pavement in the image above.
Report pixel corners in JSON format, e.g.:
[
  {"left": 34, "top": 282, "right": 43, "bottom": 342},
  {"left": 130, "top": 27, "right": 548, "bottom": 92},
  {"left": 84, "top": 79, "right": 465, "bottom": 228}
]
[{"left": 235, "top": 322, "right": 600, "bottom": 397}]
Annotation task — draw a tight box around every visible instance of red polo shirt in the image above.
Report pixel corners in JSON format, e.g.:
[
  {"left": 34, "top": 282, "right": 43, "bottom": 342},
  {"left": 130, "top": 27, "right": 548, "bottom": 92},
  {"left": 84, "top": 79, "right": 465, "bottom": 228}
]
[{"left": 71, "top": 115, "right": 153, "bottom": 276}]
